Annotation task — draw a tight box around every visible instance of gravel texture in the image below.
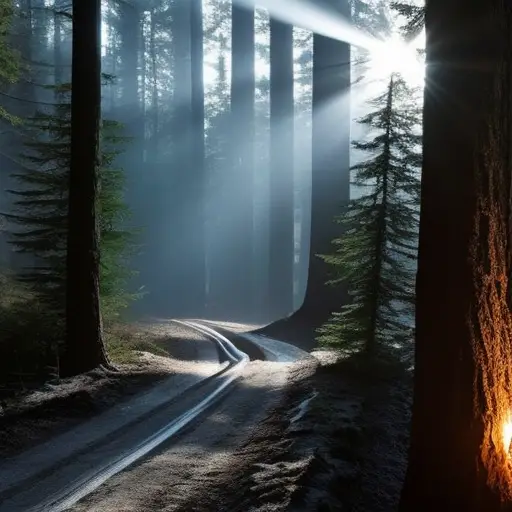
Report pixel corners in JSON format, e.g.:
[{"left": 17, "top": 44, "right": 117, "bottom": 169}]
[{"left": 0, "top": 320, "right": 219, "bottom": 459}]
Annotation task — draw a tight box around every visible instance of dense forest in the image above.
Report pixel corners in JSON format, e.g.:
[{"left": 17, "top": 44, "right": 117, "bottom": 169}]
[{"left": 1, "top": 0, "right": 512, "bottom": 510}]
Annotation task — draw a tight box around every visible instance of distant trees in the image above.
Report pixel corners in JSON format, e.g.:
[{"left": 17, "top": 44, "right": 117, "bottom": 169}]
[
  {"left": 281, "top": 0, "right": 352, "bottom": 338},
  {"left": 400, "top": 0, "right": 512, "bottom": 509},
  {"left": 306, "top": 0, "right": 352, "bottom": 327},
  {"left": 317, "top": 74, "right": 421, "bottom": 358},
  {"left": 268, "top": 17, "right": 294, "bottom": 319},
  {"left": 189, "top": 0, "right": 206, "bottom": 315},
  {"left": 228, "top": 2, "right": 255, "bottom": 320},
  {"left": 63, "top": 0, "right": 108, "bottom": 376}
]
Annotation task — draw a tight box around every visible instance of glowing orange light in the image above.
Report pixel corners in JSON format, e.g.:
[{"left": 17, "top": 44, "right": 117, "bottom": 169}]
[{"left": 503, "top": 413, "right": 512, "bottom": 456}]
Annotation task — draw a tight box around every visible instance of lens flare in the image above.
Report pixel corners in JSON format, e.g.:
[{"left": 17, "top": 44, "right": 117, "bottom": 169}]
[{"left": 365, "top": 34, "right": 425, "bottom": 86}]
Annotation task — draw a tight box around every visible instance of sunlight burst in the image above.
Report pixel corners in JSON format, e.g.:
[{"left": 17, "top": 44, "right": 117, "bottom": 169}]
[{"left": 366, "top": 34, "right": 425, "bottom": 87}]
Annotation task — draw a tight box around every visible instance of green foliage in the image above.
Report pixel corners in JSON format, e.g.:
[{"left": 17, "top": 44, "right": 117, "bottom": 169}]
[
  {"left": 6, "top": 85, "right": 138, "bottom": 324},
  {"left": 0, "top": 0, "right": 20, "bottom": 123},
  {"left": 0, "top": 0, "right": 18, "bottom": 84},
  {"left": 317, "top": 74, "right": 422, "bottom": 359}
]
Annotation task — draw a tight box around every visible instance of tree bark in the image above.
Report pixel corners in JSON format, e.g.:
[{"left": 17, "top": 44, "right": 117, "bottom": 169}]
[
  {"left": 62, "top": 0, "right": 109, "bottom": 376},
  {"left": 268, "top": 18, "right": 295, "bottom": 320},
  {"left": 400, "top": 0, "right": 512, "bottom": 509}
]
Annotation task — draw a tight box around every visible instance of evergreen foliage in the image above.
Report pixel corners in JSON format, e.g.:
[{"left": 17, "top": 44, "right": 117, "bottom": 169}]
[
  {"left": 0, "top": 0, "right": 20, "bottom": 123},
  {"left": 316, "top": 74, "right": 422, "bottom": 358},
  {"left": 391, "top": 2, "right": 425, "bottom": 41},
  {"left": 6, "top": 84, "right": 137, "bottom": 324}
]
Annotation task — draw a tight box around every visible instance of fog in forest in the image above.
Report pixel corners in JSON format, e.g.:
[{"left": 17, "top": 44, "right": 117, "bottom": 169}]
[{"left": 0, "top": 0, "right": 416, "bottom": 325}]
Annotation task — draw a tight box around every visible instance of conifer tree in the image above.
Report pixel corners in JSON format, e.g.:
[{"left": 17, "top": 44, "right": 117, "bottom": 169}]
[
  {"left": 391, "top": 2, "right": 425, "bottom": 41},
  {"left": 317, "top": 74, "right": 422, "bottom": 358},
  {"left": 7, "top": 85, "right": 136, "bottom": 325}
]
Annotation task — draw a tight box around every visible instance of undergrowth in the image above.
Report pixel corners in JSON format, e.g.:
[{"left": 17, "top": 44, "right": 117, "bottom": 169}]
[{"left": 0, "top": 271, "right": 165, "bottom": 396}]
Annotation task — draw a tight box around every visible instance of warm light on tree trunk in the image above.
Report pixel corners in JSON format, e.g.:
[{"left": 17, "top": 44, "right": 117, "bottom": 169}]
[{"left": 400, "top": 0, "right": 512, "bottom": 509}]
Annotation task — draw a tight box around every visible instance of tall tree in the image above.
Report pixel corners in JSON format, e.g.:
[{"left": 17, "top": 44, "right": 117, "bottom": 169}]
[
  {"left": 187, "top": 0, "right": 206, "bottom": 315},
  {"left": 301, "top": 0, "right": 352, "bottom": 327},
  {"left": 317, "top": 74, "right": 421, "bottom": 357},
  {"left": 268, "top": 18, "right": 294, "bottom": 320},
  {"left": 400, "top": 0, "right": 512, "bottom": 509},
  {"left": 228, "top": 1, "right": 255, "bottom": 320},
  {"left": 62, "top": 0, "right": 109, "bottom": 376},
  {"left": 260, "top": 0, "right": 351, "bottom": 345}
]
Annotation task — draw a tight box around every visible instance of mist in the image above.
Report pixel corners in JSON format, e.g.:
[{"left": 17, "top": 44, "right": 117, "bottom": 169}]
[{"left": 0, "top": 0, "right": 396, "bottom": 325}]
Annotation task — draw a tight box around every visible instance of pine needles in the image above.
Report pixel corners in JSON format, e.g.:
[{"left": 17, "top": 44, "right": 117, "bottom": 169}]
[{"left": 317, "top": 74, "right": 422, "bottom": 360}]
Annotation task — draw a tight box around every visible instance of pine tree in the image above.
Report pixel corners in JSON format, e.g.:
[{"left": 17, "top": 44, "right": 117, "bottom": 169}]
[
  {"left": 7, "top": 85, "right": 136, "bottom": 324},
  {"left": 391, "top": 2, "right": 424, "bottom": 41},
  {"left": 317, "top": 74, "right": 421, "bottom": 358}
]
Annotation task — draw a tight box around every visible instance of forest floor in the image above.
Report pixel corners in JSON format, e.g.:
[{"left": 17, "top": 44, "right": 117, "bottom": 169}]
[
  {"left": 0, "top": 321, "right": 220, "bottom": 459},
  {"left": 166, "top": 349, "right": 412, "bottom": 512}
]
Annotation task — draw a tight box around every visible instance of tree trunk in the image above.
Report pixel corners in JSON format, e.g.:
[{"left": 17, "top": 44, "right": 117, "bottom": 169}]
[
  {"left": 229, "top": 2, "right": 255, "bottom": 321},
  {"left": 62, "top": 0, "right": 109, "bottom": 376},
  {"left": 400, "top": 0, "right": 512, "bottom": 509},
  {"left": 53, "top": 1, "right": 63, "bottom": 87},
  {"left": 259, "top": 0, "right": 350, "bottom": 346},
  {"left": 188, "top": 0, "right": 206, "bottom": 315},
  {"left": 268, "top": 18, "right": 294, "bottom": 320},
  {"left": 117, "top": 2, "right": 147, "bottom": 315}
]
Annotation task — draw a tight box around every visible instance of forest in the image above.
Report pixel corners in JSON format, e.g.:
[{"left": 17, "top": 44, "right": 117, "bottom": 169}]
[{"left": 0, "top": 0, "right": 512, "bottom": 510}]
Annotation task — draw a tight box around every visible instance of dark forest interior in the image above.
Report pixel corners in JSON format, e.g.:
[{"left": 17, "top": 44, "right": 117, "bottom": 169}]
[{"left": 1, "top": 0, "right": 512, "bottom": 510}]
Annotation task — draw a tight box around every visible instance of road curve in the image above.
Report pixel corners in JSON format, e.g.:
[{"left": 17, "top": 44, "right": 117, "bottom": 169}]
[{"left": 0, "top": 321, "right": 249, "bottom": 512}]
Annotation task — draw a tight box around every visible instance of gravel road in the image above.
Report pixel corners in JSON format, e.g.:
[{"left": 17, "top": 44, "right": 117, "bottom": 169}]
[{"left": 69, "top": 335, "right": 308, "bottom": 511}]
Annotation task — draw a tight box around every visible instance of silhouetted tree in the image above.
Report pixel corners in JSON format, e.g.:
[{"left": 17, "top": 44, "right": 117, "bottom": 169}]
[{"left": 63, "top": 0, "right": 109, "bottom": 376}]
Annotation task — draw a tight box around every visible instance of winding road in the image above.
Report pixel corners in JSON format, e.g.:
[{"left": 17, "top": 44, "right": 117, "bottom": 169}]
[{"left": 0, "top": 320, "right": 310, "bottom": 512}]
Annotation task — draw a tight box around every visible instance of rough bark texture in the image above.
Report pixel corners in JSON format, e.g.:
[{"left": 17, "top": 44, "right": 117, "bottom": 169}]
[
  {"left": 400, "top": 0, "right": 512, "bottom": 509},
  {"left": 259, "top": 0, "right": 350, "bottom": 347},
  {"left": 268, "top": 18, "right": 294, "bottom": 320},
  {"left": 63, "top": 0, "right": 109, "bottom": 377}
]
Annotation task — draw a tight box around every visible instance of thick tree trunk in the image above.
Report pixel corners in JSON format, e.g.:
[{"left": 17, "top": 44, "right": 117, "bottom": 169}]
[
  {"left": 259, "top": 0, "right": 350, "bottom": 346},
  {"left": 268, "top": 18, "right": 294, "bottom": 320},
  {"left": 63, "top": 0, "right": 109, "bottom": 376},
  {"left": 229, "top": 2, "right": 255, "bottom": 321},
  {"left": 400, "top": 0, "right": 512, "bottom": 509}
]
